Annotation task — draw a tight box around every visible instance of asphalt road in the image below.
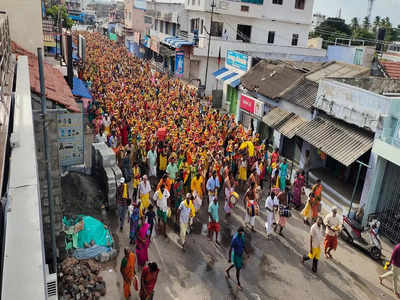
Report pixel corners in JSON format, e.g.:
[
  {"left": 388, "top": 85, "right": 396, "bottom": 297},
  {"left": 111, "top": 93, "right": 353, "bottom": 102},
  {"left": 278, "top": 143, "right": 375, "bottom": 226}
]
[{"left": 99, "top": 186, "right": 397, "bottom": 300}]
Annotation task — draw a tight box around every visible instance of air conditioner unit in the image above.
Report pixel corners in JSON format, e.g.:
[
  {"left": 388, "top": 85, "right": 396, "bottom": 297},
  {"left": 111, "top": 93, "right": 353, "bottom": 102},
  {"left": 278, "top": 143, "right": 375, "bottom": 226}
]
[{"left": 46, "top": 265, "right": 58, "bottom": 300}]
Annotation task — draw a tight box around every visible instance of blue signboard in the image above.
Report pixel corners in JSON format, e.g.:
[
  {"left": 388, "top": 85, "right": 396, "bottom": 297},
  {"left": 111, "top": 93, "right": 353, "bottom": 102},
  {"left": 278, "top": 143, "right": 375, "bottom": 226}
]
[
  {"left": 143, "top": 35, "right": 150, "bottom": 48},
  {"left": 175, "top": 50, "right": 184, "bottom": 77},
  {"left": 226, "top": 50, "right": 249, "bottom": 72},
  {"left": 134, "top": 0, "right": 147, "bottom": 10}
]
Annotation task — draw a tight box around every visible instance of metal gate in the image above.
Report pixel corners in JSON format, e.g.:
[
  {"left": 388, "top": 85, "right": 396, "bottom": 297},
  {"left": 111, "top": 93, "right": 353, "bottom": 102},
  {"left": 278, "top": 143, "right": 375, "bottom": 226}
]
[{"left": 375, "top": 161, "right": 400, "bottom": 243}]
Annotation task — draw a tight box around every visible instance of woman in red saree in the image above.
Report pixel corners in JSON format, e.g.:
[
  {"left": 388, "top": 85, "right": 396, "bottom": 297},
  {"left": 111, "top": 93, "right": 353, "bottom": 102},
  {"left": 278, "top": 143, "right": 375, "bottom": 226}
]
[
  {"left": 136, "top": 223, "right": 150, "bottom": 268},
  {"left": 120, "top": 248, "right": 136, "bottom": 299},
  {"left": 140, "top": 262, "right": 159, "bottom": 300}
]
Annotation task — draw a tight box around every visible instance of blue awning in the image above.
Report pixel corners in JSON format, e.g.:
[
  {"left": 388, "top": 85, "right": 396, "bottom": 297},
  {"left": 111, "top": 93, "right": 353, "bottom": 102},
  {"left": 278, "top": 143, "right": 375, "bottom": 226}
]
[
  {"left": 72, "top": 77, "right": 92, "bottom": 99},
  {"left": 230, "top": 78, "right": 241, "bottom": 88},
  {"left": 162, "top": 36, "right": 194, "bottom": 48},
  {"left": 212, "top": 67, "right": 243, "bottom": 88},
  {"left": 212, "top": 68, "right": 229, "bottom": 77}
]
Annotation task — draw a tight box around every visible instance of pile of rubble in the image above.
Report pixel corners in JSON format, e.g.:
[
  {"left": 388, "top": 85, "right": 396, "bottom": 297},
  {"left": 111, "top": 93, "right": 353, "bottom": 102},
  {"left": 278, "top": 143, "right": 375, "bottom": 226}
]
[{"left": 59, "top": 257, "right": 106, "bottom": 300}]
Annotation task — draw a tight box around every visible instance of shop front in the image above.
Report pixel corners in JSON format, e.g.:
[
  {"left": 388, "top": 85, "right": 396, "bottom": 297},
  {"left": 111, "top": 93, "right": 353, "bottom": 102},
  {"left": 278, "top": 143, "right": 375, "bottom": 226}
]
[
  {"left": 239, "top": 93, "right": 266, "bottom": 134},
  {"left": 212, "top": 50, "right": 252, "bottom": 116}
]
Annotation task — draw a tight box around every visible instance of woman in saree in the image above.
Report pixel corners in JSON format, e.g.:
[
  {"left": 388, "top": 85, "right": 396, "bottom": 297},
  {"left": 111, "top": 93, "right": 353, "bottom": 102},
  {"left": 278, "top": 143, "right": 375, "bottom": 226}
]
[
  {"left": 293, "top": 171, "right": 305, "bottom": 209},
  {"left": 120, "top": 248, "right": 136, "bottom": 300},
  {"left": 129, "top": 201, "right": 140, "bottom": 244},
  {"left": 140, "top": 262, "right": 159, "bottom": 300},
  {"left": 136, "top": 223, "right": 151, "bottom": 269}
]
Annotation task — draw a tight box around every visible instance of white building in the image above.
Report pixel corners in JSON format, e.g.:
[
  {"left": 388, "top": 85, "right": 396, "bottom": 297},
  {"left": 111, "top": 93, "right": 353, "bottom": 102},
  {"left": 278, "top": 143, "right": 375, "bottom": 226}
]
[{"left": 185, "top": 0, "right": 321, "bottom": 93}]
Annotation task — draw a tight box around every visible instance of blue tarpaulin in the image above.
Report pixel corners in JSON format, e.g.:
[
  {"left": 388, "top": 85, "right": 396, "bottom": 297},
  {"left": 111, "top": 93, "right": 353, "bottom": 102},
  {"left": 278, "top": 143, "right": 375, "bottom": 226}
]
[{"left": 72, "top": 77, "right": 92, "bottom": 99}]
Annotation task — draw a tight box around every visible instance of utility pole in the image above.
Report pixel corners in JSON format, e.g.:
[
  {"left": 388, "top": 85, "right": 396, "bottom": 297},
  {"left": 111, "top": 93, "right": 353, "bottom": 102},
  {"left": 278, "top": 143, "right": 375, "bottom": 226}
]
[{"left": 204, "top": 0, "right": 216, "bottom": 91}]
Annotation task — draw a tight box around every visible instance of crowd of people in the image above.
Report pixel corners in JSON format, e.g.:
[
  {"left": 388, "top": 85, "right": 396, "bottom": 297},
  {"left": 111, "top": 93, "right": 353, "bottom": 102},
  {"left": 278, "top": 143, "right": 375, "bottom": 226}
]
[{"left": 81, "top": 32, "right": 341, "bottom": 297}]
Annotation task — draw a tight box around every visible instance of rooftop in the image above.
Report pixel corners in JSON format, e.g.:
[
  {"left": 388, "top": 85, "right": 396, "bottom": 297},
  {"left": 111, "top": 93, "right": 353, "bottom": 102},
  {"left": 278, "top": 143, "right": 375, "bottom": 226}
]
[
  {"left": 332, "top": 77, "right": 400, "bottom": 95},
  {"left": 306, "top": 61, "right": 370, "bottom": 82},
  {"left": 379, "top": 60, "right": 400, "bottom": 79},
  {"left": 11, "top": 42, "right": 80, "bottom": 112},
  {"left": 281, "top": 78, "right": 319, "bottom": 110},
  {"left": 241, "top": 60, "right": 305, "bottom": 100}
]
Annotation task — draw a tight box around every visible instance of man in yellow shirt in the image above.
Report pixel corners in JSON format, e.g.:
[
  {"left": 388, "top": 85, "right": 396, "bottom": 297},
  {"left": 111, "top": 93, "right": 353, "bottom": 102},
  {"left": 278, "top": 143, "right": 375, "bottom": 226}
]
[{"left": 191, "top": 173, "right": 205, "bottom": 200}]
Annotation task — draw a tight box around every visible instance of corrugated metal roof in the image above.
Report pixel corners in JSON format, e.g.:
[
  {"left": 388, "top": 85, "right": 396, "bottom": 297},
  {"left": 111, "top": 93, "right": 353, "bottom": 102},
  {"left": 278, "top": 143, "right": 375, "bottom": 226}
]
[
  {"left": 296, "top": 115, "right": 374, "bottom": 167},
  {"left": 281, "top": 79, "right": 318, "bottom": 110},
  {"left": 306, "top": 62, "right": 370, "bottom": 83},
  {"left": 263, "top": 107, "right": 291, "bottom": 127},
  {"left": 263, "top": 107, "right": 306, "bottom": 139}
]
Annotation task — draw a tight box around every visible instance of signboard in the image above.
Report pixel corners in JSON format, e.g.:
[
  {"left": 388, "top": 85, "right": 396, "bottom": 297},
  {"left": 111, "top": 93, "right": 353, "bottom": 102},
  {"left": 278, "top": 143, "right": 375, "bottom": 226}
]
[
  {"left": 134, "top": 32, "right": 140, "bottom": 44},
  {"left": 57, "top": 111, "right": 84, "bottom": 167},
  {"left": 226, "top": 50, "right": 250, "bottom": 72},
  {"left": 109, "top": 32, "right": 117, "bottom": 41},
  {"left": 254, "top": 99, "right": 263, "bottom": 118},
  {"left": 144, "top": 35, "right": 150, "bottom": 48},
  {"left": 134, "top": 0, "right": 147, "bottom": 10},
  {"left": 240, "top": 94, "right": 255, "bottom": 114},
  {"left": 175, "top": 50, "right": 184, "bottom": 77},
  {"left": 78, "top": 34, "right": 86, "bottom": 62},
  {"left": 150, "top": 37, "right": 159, "bottom": 53}
]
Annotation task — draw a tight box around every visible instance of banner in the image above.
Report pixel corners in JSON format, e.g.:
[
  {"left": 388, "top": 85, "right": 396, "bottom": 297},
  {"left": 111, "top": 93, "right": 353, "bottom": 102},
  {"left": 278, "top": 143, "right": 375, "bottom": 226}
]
[
  {"left": 175, "top": 50, "right": 184, "bottom": 77},
  {"left": 57, "top": 111, "right": 84, "bottom": 167},
  {"left": 226, "top": 50, "right": 250, "bottom": 72},
  {"left": 240, "top": 94, "right": 255, "bottom": 114}
]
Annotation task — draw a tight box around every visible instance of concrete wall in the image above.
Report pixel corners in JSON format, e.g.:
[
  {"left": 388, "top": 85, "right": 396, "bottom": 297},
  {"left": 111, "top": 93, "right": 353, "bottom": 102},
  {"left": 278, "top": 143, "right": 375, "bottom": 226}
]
[
  {"left": 327, "top": 46, "right": 375, "bottom": 68},
  {"left": 186, "top": 0, "right": 314, "bottom": 26},
  {"left": 0, "top": 0, "right": 43, "bottom": 54},
  {"left": 316, "top": 79, "right": 392, "bottom": 133},
  {"left": 279, "top": 100, "right": 313, "bottom": 121},
  {"left": 32, "top": 96, "right": 64, "bottom": 253}
]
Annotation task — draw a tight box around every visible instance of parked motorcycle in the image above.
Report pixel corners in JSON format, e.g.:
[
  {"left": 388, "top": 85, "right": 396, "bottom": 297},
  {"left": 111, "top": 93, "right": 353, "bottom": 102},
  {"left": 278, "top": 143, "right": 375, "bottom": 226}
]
[{"left": 341, "top": 215, "right": 382, "bottom": 260}]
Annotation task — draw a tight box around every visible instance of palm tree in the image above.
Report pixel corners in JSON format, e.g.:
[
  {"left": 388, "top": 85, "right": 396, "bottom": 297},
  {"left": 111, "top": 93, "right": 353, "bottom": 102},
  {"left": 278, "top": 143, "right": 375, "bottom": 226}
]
[
  {"left": 373, "top": 16, "right": 381, "bottom": 32},
  {"left": 362, "top": 16, "right": 371, "bottom": 31}
]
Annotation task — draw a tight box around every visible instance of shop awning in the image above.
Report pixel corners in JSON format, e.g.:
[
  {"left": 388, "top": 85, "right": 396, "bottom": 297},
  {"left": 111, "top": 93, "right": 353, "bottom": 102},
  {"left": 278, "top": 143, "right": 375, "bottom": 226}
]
[
  {"left": 212, "top": 68, "right": 242, "bottom": 87},
  {"left": 162, "top": 36, "right": 193, "bottom": 48},
  {"left": 263, "top": 107, "right": 306, "bottom": 139},
  {"left": 296, "top": 116, "right": 374, "bottom": 167}
]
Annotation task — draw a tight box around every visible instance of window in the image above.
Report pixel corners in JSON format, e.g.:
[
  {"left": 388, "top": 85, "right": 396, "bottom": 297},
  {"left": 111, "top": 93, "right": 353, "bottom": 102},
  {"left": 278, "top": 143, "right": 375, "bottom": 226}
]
[
  {"left": 210, "top": 21, "right": 224, "bottom": 37},
  {"left": 154, "top": 19, "right": 158, "bottom": 31},
  {"left": 190, "top": 18, "right": 199, "bottom": 33},
  {"left": 272, "top": 0, "right": 282, "bottom": 4},
  {"left": 160, "top": 20, "right": 164, "bottom": 33},
  {"left": 237, "top": 24, "right": 251, "bottom": 43},
  {"left": 144, "top": 16, "right": 152, "bottom": 24},
  {"left": 198, "top": 0, "right": 200, "bottom": 5},
  {"left": 241, "top": 5, "right": 249, "bottom": 12},
  {"left": 267, "top": 31, "right": 275, "bottom": 44},
  {"left": 200, "top": 19, "right": 204, "bottom": 34},
  {"left": 295, "top": 0, "right": 305, "bottom": 9},
  {"left": 165, "top": 22, "right": 170, "bottom": 34},
  {"left": 172, "top": 23, "right": 177, "bottom": 35},
  {"left": 192, "top": 0, "right": 195, "bottom": 5},
  {"left": 291, "top": 33, "right": 299, "bottom": 46}
]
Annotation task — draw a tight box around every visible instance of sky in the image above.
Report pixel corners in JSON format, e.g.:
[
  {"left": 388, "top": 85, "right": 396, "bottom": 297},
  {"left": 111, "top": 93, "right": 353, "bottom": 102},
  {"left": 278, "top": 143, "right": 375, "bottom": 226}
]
[{"left": 313, "top": 0, "right": 400, "bottom": 25}]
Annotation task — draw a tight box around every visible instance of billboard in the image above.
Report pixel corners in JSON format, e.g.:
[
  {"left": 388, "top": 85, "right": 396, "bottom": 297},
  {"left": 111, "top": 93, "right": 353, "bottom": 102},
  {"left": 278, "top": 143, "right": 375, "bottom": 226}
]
[
  {"left": 57, "top": 111, "right": 84, "bottom": 167},
  {"left": 175, "top": 50, "right": 184, "bottom": 77},
  {"left": 226, "top": 50, "right": 250, "bottom": 72},
  {"left": 134, "top": 0, "right": 147, "bottom": 10}
]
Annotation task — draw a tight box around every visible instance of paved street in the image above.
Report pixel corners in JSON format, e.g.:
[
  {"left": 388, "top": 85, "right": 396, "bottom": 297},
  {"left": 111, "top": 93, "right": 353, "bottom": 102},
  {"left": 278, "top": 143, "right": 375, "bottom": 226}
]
[{"left": 99, "top": 189, "right": 397, "bottom": 300}]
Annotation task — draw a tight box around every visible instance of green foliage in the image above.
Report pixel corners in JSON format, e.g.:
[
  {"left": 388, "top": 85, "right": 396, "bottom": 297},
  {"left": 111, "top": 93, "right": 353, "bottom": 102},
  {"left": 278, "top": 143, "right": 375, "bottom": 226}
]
[
  {"left": 46, "top": 5, "right": 73, "bottom": 29},
  {"left": 311, "top": 15, "right": 400, "bottom": 47}
]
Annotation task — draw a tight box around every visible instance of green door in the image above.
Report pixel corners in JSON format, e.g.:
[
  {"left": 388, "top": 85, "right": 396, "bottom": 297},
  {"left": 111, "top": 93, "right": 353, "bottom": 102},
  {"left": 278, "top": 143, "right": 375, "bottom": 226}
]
[
  {"left": 228, "top": 86, "right": 238, "bottom": 115},
  {"left": 353, "top": 49, "right": 363, "bottom": 65}
]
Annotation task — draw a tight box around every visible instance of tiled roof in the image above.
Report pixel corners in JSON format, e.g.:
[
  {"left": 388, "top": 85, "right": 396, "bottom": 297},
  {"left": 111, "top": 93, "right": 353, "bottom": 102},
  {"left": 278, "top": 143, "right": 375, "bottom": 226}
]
[
  {"left": 281, "top": 78, "right": 318, "bottom": 110},
  {"left": 241, "top": 60, "right": 304, "bottom": 100},
  {"left": 380, "top": 61, "right": 400, "bottom": 79},
  {"left": 295, "top": 115, "right": 374, "bottom": 167},
  {"left": 11, "top": 42, "right": 80, "bottom": 112}
]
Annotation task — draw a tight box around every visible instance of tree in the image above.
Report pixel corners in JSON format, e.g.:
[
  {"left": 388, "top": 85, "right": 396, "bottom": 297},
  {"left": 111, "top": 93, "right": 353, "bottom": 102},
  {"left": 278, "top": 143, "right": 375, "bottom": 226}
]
[
  {"left": 46, "top": 5, "right": 73, "bottom": 29},
  {"left": 312, "top": 17, "right": 352, "bottom": 46},
  {"left": 373, "top": 16, "right": 381, "bottom": 33},
  {"left": 362, "top": 16, "right": 371, "bottom": 30},
  {"left": 351, "top": 17, "right": 360, "bottom": 34}
]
